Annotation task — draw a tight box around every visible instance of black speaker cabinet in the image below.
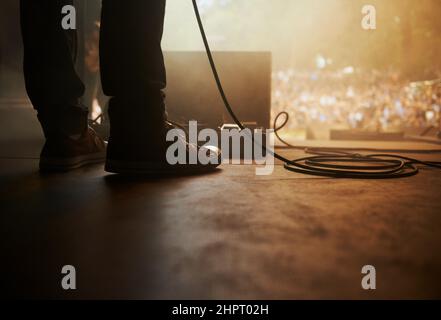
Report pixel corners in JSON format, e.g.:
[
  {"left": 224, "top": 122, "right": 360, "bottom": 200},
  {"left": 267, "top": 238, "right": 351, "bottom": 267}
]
[{"left": 164, "top": 51, "right": 272, "bottom": 129}]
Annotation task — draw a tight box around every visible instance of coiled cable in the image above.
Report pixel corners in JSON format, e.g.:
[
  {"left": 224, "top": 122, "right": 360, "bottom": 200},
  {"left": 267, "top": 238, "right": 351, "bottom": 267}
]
[{"left": 192, "top": 0, "right": 441, "bottom": 179}]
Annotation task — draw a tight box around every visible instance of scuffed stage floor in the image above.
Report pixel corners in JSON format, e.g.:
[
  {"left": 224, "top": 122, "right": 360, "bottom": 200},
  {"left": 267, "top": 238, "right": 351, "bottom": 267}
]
[
  {"left": 1, "top": 104, "right": 441, "bottom": 299},
  {"left": 2, "top": 147, "right": 441, "bottom": 299}
]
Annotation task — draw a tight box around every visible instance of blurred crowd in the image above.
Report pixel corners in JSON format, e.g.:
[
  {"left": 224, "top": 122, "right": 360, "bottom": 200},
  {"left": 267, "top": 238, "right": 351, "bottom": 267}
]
[{"left": 272, "top": 68, "right": 441, "bottom": 132}]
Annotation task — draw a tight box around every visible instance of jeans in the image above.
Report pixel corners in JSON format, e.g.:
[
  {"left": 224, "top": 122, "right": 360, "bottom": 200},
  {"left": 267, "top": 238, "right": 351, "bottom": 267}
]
[{"left": 20, "top": 0, "right": 167, "bottom": 136}]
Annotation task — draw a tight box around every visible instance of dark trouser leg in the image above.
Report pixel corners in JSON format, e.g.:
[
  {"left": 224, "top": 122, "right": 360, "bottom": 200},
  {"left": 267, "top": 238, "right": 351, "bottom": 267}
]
[
  {"left": 100, "top": 0, "right": 167, "bottom": 123},
  {"left": 20, "top": 0, "right": 87, "bottom": 137}
]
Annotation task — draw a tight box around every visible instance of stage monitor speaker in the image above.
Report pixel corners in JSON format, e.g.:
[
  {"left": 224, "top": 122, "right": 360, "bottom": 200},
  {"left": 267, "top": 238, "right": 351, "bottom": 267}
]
[{"left": 164, "top": 51, "right": 272, "bottom": 129}]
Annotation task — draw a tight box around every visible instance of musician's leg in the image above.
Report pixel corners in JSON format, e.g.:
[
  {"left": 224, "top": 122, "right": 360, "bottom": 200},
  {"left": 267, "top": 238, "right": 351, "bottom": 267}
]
[
  {"left": 20, "top": 0, "right": 105, "bottom": 171},
  {"left": 20, "top": 0, "right": 87, "bottom": 137},
  {"left": 100, "top": 0, "right": 166, "bottom": 98},
  {"left": 100, "top": 0, "right": 168, "bottom": 165}
]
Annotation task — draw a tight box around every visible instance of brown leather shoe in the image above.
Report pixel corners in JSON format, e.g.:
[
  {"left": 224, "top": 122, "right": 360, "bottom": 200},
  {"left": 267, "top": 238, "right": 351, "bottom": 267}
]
[{"left": 39, "top": 127, "right": 106, "bottom": 172}]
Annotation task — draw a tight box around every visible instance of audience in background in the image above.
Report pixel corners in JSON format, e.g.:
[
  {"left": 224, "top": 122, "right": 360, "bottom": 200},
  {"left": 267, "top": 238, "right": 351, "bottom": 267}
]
[{"left": 272, "top": 68, "right": 441, "bottom": 132}]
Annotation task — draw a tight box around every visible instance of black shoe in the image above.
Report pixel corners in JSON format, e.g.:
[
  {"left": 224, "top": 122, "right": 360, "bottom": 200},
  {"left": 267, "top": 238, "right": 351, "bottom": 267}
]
[
  {"left": 39, "top": 127, "right": 106, "bottom": 172},
  {"left": 105, "top": 120, "right": 221, "bottom": 175}
]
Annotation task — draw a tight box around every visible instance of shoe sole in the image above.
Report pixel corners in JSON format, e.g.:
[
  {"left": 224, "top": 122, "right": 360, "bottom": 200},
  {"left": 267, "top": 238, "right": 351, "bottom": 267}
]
[
  {"left": 40, "top": 151, "right": 106, "bottom": 172},
  {"left": 105, "top": 159, "right": 220, "bottom": 175}
]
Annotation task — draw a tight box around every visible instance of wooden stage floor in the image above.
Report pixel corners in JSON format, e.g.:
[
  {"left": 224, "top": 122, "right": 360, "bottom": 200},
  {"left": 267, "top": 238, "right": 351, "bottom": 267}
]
[{"left": 1, "top": 107, "right": 441, "bottom": 299}]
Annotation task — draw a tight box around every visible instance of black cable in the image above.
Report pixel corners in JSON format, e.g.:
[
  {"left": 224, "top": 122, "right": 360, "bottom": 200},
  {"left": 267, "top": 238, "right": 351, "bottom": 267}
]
[{"left": 192, "top": 0, "right": 441, "bottom": 179}]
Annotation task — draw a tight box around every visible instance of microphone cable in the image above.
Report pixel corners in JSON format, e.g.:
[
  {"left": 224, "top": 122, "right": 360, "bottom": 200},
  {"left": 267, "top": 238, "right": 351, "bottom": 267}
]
[{"left": 192, "top": 0, "right": 441, "bottom": 179}]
